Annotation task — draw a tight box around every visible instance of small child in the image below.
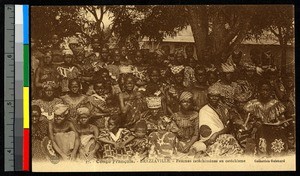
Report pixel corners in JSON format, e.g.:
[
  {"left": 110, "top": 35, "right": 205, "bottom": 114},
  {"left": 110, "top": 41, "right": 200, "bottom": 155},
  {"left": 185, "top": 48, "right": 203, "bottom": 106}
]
[
  {"left": 98, "top": 115, "right": 135, "bottom": 160},
  {"left": 148, "top": 115, "right": 179, "bottom": 159},
  {"left": 76, "top": 107, "right": 99, "bottom": 162},
  {"left": 131, "top": 120, "right": 150, "bottom": 160},
  {"left": 48, "top": 104, "right": 80, "bottom": 161}
]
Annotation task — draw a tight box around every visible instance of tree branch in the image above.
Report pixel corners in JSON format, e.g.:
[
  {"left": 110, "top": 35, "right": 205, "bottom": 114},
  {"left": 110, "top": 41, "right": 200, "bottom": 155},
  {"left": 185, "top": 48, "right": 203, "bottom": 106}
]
[
  {"left": 269, "top": 26, "right": 280, "bottom": 38},
  {"left": 85, "top": 6, "right": 98, "bottom": 22}
]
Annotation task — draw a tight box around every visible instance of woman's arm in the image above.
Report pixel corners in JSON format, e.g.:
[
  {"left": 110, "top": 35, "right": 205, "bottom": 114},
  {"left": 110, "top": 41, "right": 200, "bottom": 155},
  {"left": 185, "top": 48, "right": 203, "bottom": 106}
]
[
  {"left": 98, "top": 137, "right": 116, "bottom": 146},
  {"left": 69, "top": 122, "right": 80, "bottom": 160},
  {"left": 119, "top": 93, "right": 131, "bottom": 114},
  {"left": 81, "top": 76, "right": 93, "bottom": 82},
  {"left": 90, "top": 125, "right": 100, "bottom": 153},
  {"left": 205, "top": 127, "right": 228, "bottom": 146},
  {"left": 182, "top": 118, "right": 199, "bottom": 152}
]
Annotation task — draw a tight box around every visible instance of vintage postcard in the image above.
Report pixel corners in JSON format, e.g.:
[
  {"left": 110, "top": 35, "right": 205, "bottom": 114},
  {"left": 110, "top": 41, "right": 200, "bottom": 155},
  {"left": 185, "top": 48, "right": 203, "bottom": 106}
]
[{"left": 30, "top": 5, "right": 295, "bottom": 171}]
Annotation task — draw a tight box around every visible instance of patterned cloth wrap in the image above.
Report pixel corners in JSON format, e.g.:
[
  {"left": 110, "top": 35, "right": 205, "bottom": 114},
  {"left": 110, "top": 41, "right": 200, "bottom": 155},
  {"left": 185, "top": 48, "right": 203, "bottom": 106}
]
[
  {"left": 98, "top": 128, "right": 134, "bottom": 159},
  {"left": 206, "top": 134, "right": 244, "bottom": 157},
  {"left": 170, "top": 65, "right": 185, "bottom": 75},
  {"left": 148, "top": 131, "right": 178, "bottom": 159},
  {"left": 243, "top": 99, "right": 286, "bottom": 123},
  {"left": 255, "top": 123, "right": 289, "bottom": 156},
  {"left": 32, "top": 120, "right": 49, "bottom": 161},
  {"left": 132, "top": 66, "right": 148, "bottom": 82},
  {"left": 32, "top": 98, "right": 64, "bottom": 120},
  {"left": 130, "top": 137, "right": 150, "bottom": 160}
]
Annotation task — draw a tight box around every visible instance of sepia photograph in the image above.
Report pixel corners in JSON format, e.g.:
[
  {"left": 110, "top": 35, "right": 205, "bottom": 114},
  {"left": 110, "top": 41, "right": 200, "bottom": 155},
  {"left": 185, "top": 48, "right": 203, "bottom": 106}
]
[{"left": 30, "top": 5, "right": 295, "bottom": 171}]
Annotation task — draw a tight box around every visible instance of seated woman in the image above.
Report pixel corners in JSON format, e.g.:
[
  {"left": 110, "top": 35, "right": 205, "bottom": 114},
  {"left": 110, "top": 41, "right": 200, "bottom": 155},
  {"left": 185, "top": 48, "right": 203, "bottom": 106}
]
[
  {"left": 48, "top": 104, "right": 80, "bottom": 161},
  {"left": 172, "top": 91, "right": 199, "bottom": 154},
  {"left": 231, "top": 89, "right": 256, "bottom": 153},
  {"left": 139, "top": 96, "right": 165, "bottom": 132},
  {"left": 60, "top": 79, "right": 88, "bottom": 122},
  {"left": 86, "top": 78, "right": 119, "bottom": 130},
  {"left": 76, "top": 107, "right": 99, "bottom": 161},
  {"left": 197, "top": 84, "right": 243, "bottom": 157},
  {"left": 119, "top": 74, "right": 147, "bottom": 129},
  {"left": 32, "top": 81, "right": 63, "bottom": 120},
  {"left": 166, "top": 66, "right": 187, "bottom": 115},
  {"left": 32, "top": 105, "right": 49, "bottom": 161},
  {"left": 98, "top": 115, "right": 135, "bottom": 160},
  {"left": 145, "top": 67, "right": 167, "bottom": 114},
  {"left": 244, "top": 82, "right": 290, "bottom": 156}
]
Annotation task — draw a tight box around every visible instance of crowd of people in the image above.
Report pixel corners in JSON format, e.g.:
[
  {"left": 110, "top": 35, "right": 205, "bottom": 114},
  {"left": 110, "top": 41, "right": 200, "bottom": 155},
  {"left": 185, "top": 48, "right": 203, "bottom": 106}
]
[{"left": 31, "top": 35, "right": 295, "bottom": 163}]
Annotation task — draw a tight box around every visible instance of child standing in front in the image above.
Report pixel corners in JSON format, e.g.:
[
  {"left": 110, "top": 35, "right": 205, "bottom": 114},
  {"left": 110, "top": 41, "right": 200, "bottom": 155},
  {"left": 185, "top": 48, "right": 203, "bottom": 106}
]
[{"left": 131, "top": 120, "right": 150, "bottom": 160}]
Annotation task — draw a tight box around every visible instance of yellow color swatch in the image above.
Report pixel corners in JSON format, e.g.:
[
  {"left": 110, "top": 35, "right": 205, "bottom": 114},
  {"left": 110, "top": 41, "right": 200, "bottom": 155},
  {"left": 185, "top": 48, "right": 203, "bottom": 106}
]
[{"left": 23, "top": 87, "right": 29, "bottom": 129}]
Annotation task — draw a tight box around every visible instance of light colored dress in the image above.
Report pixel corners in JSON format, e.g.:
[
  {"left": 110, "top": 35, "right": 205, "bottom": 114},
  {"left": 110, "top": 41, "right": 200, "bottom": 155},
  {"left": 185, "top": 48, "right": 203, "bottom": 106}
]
[
  {"left": 78, "top": 134, "right": 97, "bottom": 161},
  {"left": 54, "top": 131, "right": 76, "bottom": 155},
  {"left": 198, "top": 105, "right": 243, "bottom": 157}
]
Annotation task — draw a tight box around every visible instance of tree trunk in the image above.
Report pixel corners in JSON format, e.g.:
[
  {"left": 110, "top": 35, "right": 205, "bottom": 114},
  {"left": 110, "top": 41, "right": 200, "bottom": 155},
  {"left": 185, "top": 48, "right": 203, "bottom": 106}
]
[
  {"left": 186, "top": 6, "right": 209, "bottom": 64},
  {"left": 281, "top": 42, "right": 287, "bottom": 76}
]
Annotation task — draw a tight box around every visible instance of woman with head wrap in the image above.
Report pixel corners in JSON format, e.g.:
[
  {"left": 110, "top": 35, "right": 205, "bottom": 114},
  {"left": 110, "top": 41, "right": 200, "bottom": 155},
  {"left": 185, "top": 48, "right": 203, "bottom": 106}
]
[
  {"left": 144, "top": 67, "right": 168, "bottom": 114},
  {"left": 228, "top": 87, "right": 256, "bottom": 152},
  {"left": 166, "top": 65, "right": 187, "bottom": 115},
  {"left": 32, "top": 81, "right": 63, "bottom": 120},
  {"left": 195, "top": 84, "right": 243, "bottom": 157},
  {"left": 48, "top": 104, "right": 80, "bottom": 161},
  {"left": 76, "top": 107, "right": 100, "bottom": 161},
  {"left": 171, "top": 91, "right": 199, "bottom": 154},
  {"left": 139, "top": 96, "right": 166, "bottom": 132}
]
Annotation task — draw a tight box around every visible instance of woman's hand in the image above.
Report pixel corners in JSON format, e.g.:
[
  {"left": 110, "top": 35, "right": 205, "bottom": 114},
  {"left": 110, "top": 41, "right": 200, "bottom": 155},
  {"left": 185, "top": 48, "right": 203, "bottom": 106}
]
[
  {"left": 181, "top": 145, "right": 191, "bottom": 153},
  {"left": 206, "top": 132, "right": 219, "bottom": 145},
  {"left": 87, "top": 151, "right": 95, "bottom": 161},
  {"left": 70, "top": 151, "right": 77, "bottom": 161},
  {"left": 61, "top": 154, "right": 69, "bottom": 160},
  {"left": 117, "top": 141, "right": 126, "bottom": 148},
  {"left": 114, "top": 142, "right": 121, "bottom": 149}
]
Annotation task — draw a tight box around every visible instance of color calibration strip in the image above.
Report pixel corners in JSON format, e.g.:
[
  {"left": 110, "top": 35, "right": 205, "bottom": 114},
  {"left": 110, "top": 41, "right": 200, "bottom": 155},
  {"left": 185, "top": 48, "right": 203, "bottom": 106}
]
[
  {"left": 15, "top": 4, "right": 30, "bottom": 171},
  {"left": 5, "top": 4, "right": 29, "bottom": 172},
  {"left": 15, "top": 5, "right": 24, "bottom": 171},
  {"left": 23, "top": 5, "right": 30, "bottom": 171}
]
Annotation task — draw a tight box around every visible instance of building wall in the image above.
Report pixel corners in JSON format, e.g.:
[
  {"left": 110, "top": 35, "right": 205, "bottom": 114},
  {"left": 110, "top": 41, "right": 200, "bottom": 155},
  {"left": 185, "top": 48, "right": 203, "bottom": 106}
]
[{"left": 142, "top": 41, "right": 295, "bottom": 73}]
